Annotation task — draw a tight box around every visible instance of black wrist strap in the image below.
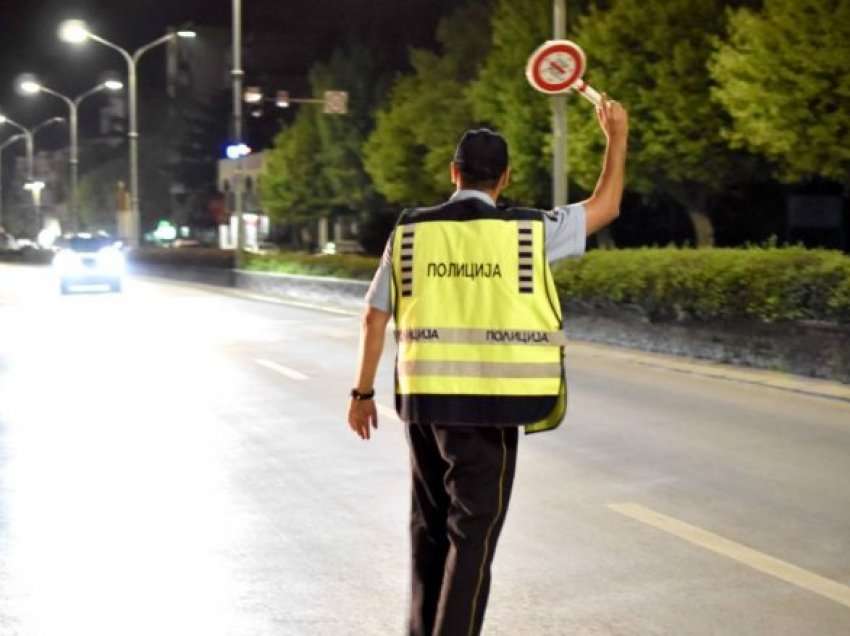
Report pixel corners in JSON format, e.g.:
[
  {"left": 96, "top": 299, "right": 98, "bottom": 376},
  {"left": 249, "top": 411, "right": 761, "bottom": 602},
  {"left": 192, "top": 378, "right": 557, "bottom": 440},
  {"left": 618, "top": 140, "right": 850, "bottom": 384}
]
[{"left": 351, "top": 388, "right": 375, "bottom": 401}]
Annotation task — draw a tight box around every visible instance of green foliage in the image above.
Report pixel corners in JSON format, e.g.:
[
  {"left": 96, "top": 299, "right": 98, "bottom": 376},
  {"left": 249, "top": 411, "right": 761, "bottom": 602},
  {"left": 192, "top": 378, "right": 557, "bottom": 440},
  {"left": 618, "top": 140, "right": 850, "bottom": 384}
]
[
  {"left": 710, "top": 0, "right": 850, "bottom": 184},
  {"left": 553, "top": 246, "right": 850, "bottom": 323},
  {"left": 244, "top": 244, "right": 850, "bottom": 325},
  {"left": 364, "top": 1, "right": 493, "bottom": 205},
  {"left": 260, "top": 46, "right": 387, "bottom": 227},
  {"left": 242, "top": 250, "right": 379, "bottom": 280},
  {"left": 568, "top": 0, "right": 744, "bottom": 200},
  {"left": 468, "top": 0, "right": 551, "bottom": 205},
  {"left": 310, "top": 46, "right": 387, "bottom": 213},
  {"left": 259, "top": 110, "right": 330, "bottom": 225}
]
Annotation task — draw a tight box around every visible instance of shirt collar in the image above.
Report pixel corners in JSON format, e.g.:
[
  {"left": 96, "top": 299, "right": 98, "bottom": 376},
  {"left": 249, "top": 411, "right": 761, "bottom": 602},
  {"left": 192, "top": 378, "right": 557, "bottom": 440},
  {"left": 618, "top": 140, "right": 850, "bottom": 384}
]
[{"left": 449, "top": 189, "right": 496, "bottom": 207}]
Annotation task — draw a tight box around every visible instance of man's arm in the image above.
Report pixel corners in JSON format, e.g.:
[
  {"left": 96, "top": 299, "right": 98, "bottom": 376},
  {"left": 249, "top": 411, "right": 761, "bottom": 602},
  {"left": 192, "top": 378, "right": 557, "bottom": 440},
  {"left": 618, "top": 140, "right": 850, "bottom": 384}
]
[
  {"left": 347, "top": 306, "right": 392, "bottom": 440},
  {"left": 584, "top": 97, "right": 629, "bottom": 236}
]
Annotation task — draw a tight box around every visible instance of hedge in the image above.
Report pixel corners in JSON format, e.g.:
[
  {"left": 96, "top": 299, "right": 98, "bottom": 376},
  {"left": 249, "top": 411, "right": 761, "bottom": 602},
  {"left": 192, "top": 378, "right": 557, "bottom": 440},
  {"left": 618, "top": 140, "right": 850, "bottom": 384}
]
[
  {"left": 241, "top": 250, "right": 380, "bottom": 281},
  {"left": 552, "top": 247, "right": 850, "bottom": 324},
  {"left": 239, "top": 246, "right": 850, "bottom": 324}
]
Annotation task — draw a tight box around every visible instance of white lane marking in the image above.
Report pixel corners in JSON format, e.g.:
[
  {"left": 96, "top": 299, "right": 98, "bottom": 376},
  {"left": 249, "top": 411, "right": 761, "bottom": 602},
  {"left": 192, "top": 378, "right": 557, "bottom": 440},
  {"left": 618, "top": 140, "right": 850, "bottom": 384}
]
[
  {"left": 131, "top": 274, "right": 360, "bottom": 317},
  {"left": 255, "top": 358, "right": 309, "bottom": 381},
  {"left": 376, "top": 402, "right": 401, "bottom": 422},
  {"left": 608, "top": 502, "right": 850, "bottom": 609},
  {"left": 233, "top": 291, "right": 358, "bottom": 316}
]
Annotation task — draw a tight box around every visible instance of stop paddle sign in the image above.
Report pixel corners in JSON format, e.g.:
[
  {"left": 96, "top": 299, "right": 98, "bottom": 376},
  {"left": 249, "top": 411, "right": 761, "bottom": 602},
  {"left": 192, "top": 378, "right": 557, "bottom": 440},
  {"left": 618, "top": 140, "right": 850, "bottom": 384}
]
[{"left": 526, "top": 40, "right": 604, "bottom": 106}]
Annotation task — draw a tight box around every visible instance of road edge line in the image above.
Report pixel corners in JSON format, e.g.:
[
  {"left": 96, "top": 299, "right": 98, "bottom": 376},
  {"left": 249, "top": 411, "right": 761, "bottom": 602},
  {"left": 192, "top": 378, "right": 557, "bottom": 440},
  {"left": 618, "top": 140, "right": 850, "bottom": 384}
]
[{"left": 608, "top": 502, "right": 850, "bottom": 609}]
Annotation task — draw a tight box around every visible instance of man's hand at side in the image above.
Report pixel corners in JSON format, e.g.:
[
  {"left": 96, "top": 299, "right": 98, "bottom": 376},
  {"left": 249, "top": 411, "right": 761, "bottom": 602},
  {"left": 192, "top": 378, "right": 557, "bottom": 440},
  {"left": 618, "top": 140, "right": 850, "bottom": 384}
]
[
  {"left": 347, "top": 305, "right": 391, "bottom": 441},
  {"left": 348, "top": 398, "right": 378, "bottom": 440}
]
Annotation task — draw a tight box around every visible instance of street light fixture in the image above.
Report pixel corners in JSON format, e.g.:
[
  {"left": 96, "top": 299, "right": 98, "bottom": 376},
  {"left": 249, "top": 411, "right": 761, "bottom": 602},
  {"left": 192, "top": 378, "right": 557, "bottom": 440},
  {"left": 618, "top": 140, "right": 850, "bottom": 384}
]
[
  {"left": 58, "top": 20, "right": 88, "bottom": 44},
  {"left": 242, "top": 87, "right": 348, "bottom": 114},
  {"left": 31, "top": 116, "right": 66, "bottom": 135},
  {"left": 19, "top": 76, "right": 124, "bottom": 231},
  {"left": 59, "top": 19, "right": 196, "bottom": 246},
  {"left": 19, "top": 80, "right": 41, "bottom": 95}
]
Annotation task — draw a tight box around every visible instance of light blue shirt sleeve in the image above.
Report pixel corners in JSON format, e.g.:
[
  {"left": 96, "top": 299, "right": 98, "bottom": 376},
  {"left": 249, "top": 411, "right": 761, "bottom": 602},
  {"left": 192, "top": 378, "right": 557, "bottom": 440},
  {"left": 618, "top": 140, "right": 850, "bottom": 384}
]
[
  {"left": 364, "top": 202, "right": 587, "bottom": 312},
  {"left": 365, "top": 231, "right": 394, "bottom": 313},
  {"left": 544, "top": 202, "right": 587, "bottom": 263}
]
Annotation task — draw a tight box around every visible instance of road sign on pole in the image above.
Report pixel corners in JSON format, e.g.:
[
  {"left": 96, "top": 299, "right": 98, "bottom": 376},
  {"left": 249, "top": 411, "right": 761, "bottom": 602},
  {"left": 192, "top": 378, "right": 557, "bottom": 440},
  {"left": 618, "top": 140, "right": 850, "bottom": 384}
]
[
  {"left": 526, "top": 40, "right": 603, "bottom": 106},
  {"left": 323, "top": 91, "right": 348, "bottom": 114}
]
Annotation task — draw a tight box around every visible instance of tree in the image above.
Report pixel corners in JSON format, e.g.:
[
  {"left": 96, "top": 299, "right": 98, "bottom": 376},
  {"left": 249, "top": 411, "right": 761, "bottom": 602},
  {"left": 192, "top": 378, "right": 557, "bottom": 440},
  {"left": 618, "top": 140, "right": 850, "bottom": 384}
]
[
  {"left": 260, "top": 45, "right": 393, "bottom": 249},
  {"left": 364, "top": 1, "right": 493, "bottom": 205},
  {"left": 469, "top": 1, "right": 598, "bottom": 208},
  {"left": 310, "top": 46, "right": 388, "bottom": 214},
  {"left": 468, "top": 0, "right": 552, "bottom": 206},
  {"left": 259, "top": 108, "right": 330, "bottom": 231},
  {"left": 566, "top": 0, "right": 753, "bottom": 247},
  {"left": 710, "top": 0, "right": 850, "bottom": 185}
]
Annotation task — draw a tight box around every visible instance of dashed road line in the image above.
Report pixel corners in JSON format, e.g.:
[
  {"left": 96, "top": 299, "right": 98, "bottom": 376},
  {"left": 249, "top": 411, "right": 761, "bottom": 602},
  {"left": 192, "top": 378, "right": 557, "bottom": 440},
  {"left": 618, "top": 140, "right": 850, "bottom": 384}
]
[
  {"left": 608, "top": 502, "right": 850, "bottom": 610},
  {"left": 255, "top": 358, "right": 309, "bottom": 381},
  {"left": 231, "top": 291, "right": 358, "bottom": 316},
  {"left": 131, "top": 274, "right": 359, "bottom": 317}
]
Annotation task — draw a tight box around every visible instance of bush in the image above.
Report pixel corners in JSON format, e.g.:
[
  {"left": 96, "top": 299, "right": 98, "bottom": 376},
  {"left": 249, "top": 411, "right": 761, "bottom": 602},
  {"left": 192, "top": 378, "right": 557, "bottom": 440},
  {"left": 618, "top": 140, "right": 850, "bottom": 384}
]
[
  {"left": 552, "top": 247, "right": 850, "bottom": 324},
  {"left": 242, "top": 250, "right": 380, "bottom": 281},
  {"left": 220, "top": 245, "right": 850, "bottom": 324}
]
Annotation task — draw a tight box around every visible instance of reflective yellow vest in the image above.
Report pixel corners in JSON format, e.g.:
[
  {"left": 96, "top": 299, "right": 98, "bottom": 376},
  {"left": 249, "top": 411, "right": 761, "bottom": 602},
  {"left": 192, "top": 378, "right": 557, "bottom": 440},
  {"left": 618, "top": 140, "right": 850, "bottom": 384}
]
[{"left": 391, "top": 198, "right": 567, "bottom": 434}]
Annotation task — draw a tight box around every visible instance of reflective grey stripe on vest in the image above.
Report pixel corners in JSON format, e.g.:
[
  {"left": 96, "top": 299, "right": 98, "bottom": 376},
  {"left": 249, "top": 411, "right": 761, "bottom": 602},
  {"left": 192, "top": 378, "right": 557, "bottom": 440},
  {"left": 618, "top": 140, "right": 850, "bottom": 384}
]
[
  {"left": 399, "top": 225, "right": 415, "bottom": 297},
  {"left": 517, "top": 220, "right": 534, "bottom": 294},
  {"left": 396, "top": 327, "right": 567, "bottom": 347},
  {"left": 399, "top": 360, "right": 562, "bottom": 379}
]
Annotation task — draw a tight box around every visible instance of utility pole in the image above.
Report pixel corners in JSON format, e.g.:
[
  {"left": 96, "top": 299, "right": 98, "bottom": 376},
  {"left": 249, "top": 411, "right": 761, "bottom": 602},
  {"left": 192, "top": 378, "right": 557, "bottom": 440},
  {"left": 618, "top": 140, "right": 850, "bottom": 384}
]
[
  {"left": 552, "top": 0, "right": 568, "bottom": 207},
  {"left": 232, "top": 0, "right": 246, "bottom": 266}
]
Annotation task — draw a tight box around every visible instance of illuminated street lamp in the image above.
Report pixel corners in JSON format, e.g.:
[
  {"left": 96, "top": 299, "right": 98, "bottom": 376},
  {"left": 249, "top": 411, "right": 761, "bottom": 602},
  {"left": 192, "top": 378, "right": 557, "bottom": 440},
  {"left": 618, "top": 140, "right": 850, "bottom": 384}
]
[
  {"left": 59, "top": 19, "right": 196, "bottom": 245},
  {"left": 19, "top": 75, "right": 124, "bottom": 230}
]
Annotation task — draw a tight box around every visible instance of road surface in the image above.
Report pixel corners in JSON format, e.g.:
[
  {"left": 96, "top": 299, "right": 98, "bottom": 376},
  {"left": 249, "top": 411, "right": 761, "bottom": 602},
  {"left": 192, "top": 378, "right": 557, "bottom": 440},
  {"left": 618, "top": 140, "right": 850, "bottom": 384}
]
[{"left": 1, "top": 264, "right": 848, "bottom": 635}]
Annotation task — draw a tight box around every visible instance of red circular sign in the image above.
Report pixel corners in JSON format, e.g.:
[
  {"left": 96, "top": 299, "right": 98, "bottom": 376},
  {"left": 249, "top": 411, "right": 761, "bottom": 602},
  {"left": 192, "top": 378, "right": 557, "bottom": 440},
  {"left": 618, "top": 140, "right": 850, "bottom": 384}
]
[{"left": 526, "top": 40, "right": 587, "bottom": 95}]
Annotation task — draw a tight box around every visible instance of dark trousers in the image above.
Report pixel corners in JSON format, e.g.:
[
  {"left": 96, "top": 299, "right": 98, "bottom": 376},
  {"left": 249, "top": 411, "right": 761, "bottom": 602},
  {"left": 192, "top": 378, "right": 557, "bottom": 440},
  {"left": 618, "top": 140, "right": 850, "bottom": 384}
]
[{"left": 406, "top": 424, "right": 519, "bottom": 636}]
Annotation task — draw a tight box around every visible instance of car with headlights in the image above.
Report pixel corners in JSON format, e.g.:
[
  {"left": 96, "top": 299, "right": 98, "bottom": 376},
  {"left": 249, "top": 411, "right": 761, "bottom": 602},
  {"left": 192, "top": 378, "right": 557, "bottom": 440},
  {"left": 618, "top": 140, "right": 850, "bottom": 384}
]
[{"left": 53, "top": 232, "right": 125, "bottom": 294}]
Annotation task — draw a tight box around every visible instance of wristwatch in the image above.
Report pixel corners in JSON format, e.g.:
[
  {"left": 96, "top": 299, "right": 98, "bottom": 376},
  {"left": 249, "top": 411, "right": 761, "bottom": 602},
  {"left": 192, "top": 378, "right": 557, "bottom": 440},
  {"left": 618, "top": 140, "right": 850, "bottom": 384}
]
[{"left": 350, "top": 388, "right": 375, "bottom": 401}]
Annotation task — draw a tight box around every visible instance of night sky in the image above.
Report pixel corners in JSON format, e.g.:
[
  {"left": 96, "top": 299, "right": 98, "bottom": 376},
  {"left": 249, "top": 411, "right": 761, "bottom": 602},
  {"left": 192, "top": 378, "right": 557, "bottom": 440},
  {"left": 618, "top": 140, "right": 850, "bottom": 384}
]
[{"left": 0, "top": 0, "right": 457, "bottom": 136}]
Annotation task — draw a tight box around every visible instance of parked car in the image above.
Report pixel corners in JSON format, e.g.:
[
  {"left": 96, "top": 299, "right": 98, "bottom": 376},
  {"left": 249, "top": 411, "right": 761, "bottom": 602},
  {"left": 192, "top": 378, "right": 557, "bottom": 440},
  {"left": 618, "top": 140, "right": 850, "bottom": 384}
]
[{"left": 53, "top": 232, "right": 125, "bottom": 294}]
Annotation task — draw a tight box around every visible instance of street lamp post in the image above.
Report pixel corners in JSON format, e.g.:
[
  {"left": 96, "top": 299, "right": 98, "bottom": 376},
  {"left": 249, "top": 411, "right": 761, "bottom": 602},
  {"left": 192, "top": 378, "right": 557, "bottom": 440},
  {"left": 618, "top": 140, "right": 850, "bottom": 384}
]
[
  {"left": 59, "top": 20, "right": 195, "bottom": 246},
  {"left": 552, "top": 0, "right": 568, "bottom": 207},
  {"left": 20, "top": 78, "right": 123, "bottom": 231},
  {"left": 232, "top": 0, "right": 246, "bottom": 262},
  {"left": 0, "top": 133, "right": 26, "bottom": 227}
]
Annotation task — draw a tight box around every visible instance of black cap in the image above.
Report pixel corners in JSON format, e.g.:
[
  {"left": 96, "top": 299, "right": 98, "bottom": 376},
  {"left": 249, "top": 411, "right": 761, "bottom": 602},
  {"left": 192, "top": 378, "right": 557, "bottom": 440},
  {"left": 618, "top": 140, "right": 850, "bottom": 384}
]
[{"left": 453, "top": 128, "right": 509, "bottom": 182}]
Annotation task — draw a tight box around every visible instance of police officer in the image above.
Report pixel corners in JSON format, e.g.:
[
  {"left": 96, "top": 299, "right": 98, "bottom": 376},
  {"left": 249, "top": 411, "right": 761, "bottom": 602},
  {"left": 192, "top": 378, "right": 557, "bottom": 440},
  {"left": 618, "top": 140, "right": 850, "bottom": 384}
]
[{"left": 348, "top": 97, "right": 628, "bottom": 635}]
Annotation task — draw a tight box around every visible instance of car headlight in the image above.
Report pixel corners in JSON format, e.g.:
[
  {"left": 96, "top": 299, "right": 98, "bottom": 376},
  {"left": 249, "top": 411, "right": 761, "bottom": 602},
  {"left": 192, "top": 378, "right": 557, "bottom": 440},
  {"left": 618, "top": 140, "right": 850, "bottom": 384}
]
[
  {"left": 97, "top": 247, "right": 125, "bottom": 272},
  {"left": 53, "top": 251, "right": 80, "bottom": 273}
]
